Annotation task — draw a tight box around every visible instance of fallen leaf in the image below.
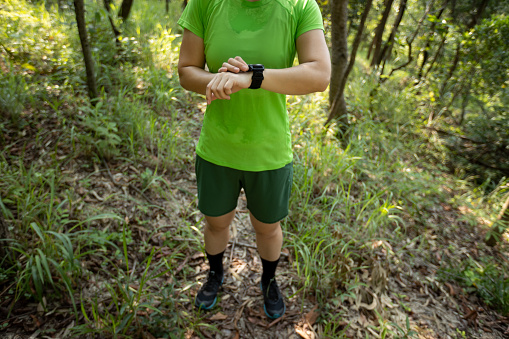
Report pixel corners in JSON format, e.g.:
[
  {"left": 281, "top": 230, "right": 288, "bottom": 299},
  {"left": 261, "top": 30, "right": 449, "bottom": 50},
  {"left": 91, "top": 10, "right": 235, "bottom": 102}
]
[
  {"left": 233, "top": 331, "right": 240, "bottom": 339},
  {"left": 247, "top": 316, "right": 265, "bottom": 326},
  {"left": 305, "top": 305, "right": 320, "bottom": 326},
  {"left": 209, "top": 312, "right": 228, "bottom": 321},
  {"left": 359, "top": 313, "right": 369, "bottom": 327},
  {"left": 445, "top": 282, "right": 455, "bottom": 296},
  {"left": 464, "top": 309, "right": 477, "bottom": 321},
  {"left": 295, "top": 326, "right": 312, "bottom": 339},
  {"left": 191, "top": 252, "right": 204, "bottom": 260},
  {"left": 30, "top": 314, "right": 42, "bottom": 328}
]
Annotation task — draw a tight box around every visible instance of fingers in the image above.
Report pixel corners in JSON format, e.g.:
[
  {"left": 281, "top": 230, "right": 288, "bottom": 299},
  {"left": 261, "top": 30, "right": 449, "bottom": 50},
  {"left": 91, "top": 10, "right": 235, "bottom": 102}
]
[
  {"left": 218, "top": 56, "right": 250, "bottom": 73},
  {"left": 233, "top": 56, "right": 249, "bottom": 72},
  {"left": 206, "top": 72, "right": 251, "bottom": 105},
  {"left": 206, "top": 73, "right": 233, "bottom": 104}
]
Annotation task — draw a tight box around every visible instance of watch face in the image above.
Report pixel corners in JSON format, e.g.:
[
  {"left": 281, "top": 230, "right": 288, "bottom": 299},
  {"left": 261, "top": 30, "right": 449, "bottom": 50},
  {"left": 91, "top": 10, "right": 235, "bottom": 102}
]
[{"left": 249, "top": 64, "right": 265, "bottom": 72}]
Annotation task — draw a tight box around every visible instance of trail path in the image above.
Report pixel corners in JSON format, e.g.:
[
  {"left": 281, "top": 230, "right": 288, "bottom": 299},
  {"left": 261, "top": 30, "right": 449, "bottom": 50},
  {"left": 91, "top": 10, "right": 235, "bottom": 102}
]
[{"left": 1, "top": 107, "right": 508, "bottom": 338}]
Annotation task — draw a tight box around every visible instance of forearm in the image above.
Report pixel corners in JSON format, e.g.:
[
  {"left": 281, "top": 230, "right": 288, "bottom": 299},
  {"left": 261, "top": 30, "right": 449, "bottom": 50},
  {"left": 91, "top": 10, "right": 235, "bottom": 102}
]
[
  {"left": 178, "top": 65, "right": 215, "bottom": 96},
  {"left": 261, "top": 62, "right": 330, "bottom": 95}
]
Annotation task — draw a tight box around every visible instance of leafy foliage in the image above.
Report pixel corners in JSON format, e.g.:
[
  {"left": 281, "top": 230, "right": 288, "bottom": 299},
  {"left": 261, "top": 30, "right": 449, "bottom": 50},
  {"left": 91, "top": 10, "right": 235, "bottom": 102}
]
[{"left": 1, "top": 0, "right": 509, "bottom": 338}]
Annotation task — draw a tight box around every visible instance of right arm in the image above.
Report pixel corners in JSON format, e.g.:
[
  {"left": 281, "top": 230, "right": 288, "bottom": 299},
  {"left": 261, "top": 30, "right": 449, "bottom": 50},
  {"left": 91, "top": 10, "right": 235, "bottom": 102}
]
[
  {"left": 178, "top": 29, "right": 251, "bottom": 104},
  {"left": 177, "top": 29, "right": 214, "bottom": 95}
]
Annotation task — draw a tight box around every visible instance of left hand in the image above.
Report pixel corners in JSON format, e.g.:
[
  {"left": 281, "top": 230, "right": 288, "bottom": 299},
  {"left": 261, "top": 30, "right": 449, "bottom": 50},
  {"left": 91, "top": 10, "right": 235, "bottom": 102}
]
[
  {"left": 206, "top": 71, "right": 251, "bottom": 105},
  {"left": 218, "top": 56, "right": 249, "bottom": 74}
]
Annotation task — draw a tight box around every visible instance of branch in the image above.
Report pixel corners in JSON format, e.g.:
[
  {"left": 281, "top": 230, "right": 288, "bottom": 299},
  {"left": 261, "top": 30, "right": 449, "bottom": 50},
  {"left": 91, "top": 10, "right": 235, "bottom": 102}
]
[
  {"left": 425, "top": 126, "right": 485, "bottom": 144},
  {"left": 0, "top": 42, "right": 14, "bottom": 58},
  {"left": 383, "top": 0, "right": 435, "bottom": 80}
]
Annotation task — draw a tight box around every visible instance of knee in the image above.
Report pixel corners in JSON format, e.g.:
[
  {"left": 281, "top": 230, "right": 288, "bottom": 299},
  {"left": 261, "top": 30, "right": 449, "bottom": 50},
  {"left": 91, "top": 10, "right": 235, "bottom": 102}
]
[
  {"left": 205, "top": 219, "right": 230, "bottom": 234},
  {"left": 254, "top": 223, "right": 281, "bottom": 238}
]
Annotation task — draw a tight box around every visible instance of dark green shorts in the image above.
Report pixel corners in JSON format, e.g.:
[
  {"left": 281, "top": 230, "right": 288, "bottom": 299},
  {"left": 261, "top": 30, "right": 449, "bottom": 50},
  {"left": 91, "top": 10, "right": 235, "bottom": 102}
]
[{"left": 195, "top": 155, "right": 293, "bottom": 224}]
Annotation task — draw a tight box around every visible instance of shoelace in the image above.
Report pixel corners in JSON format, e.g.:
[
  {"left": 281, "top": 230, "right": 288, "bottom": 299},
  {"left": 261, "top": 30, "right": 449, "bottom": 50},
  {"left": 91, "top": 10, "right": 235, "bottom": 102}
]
[
  {"left": 265, "top": 278, "right": 280, "bottom": 301},
  {"left": 203, "top": 271, "right": 222, "bottom": 292}
]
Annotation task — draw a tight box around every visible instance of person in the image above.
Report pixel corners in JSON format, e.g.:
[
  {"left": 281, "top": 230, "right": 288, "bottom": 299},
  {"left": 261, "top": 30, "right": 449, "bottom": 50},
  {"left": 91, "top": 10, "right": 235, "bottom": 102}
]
[{"left": 177, "top": 0, "right": 330, "bottom": 319}]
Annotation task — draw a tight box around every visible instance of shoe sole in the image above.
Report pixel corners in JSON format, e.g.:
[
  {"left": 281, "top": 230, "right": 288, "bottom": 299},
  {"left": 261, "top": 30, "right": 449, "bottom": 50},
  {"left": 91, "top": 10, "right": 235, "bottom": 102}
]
[
  {"left": 260, "top": 282, "right": 286, "bottom": 319},
  {"left": 263, "top": 302, "right": 286, "bottom": 319},
  {"left": 195, "top": 277, "right": 224, "bottom": 310}
]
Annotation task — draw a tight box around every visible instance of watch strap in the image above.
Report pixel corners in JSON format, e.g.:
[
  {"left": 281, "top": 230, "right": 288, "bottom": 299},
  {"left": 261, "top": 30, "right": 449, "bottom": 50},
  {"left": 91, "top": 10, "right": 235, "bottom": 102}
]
[{"left": 248, "top": 64, "right": 264, "bottom": 89}]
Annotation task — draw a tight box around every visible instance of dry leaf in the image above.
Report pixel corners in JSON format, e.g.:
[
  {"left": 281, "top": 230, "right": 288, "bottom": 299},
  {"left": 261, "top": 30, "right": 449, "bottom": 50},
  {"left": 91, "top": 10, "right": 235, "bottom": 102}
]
[
  {"left": 247, "top": 316, "right": 265, "bottom": 326},
  {"left": 209, "top": 312, "right": 228, "bottom": 321},
  {"left": 295, "top": 326, "right": 312, "bottom": 339},
  {"left": 305, "top": 305, "right": 320, "bottom": 326},
  {"left": 359, "top": 313, "right": 369, "bottom": 327},
  {"left": 191, "top": 252, "right": 204, "bottom": 260},
  {"left": 445, "top": 282, "right": 455, "bottom": 296},
  {"left": 233, "top": 331, "right": 240, "bottom": 339}
]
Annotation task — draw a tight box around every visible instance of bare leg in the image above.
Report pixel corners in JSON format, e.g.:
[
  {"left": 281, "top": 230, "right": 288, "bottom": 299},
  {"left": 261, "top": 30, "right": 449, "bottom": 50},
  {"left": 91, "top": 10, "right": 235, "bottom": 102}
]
[
  {"left": 204, "top": 210, "right": 236, "bottom": 255},
  {"left": 249, "top": 212, "right": 282, "bottom": 261}
]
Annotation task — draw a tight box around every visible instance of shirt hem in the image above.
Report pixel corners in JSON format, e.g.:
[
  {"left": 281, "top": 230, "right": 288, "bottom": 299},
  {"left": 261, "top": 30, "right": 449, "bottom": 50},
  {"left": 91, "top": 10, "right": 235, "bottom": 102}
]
[{"left": 196, "top": 151, "right": 293, "bottom": 172}]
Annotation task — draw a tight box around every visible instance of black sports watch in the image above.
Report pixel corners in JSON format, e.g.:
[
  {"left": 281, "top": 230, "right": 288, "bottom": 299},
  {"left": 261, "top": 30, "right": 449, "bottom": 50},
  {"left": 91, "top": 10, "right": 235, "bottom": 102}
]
[{"left": 247, "top": 64, "right": 264, "bottom": 89}]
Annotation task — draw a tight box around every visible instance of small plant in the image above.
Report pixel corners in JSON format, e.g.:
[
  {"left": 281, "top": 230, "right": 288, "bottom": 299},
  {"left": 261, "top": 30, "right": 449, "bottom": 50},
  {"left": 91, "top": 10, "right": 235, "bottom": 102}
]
[
  {"left": 77, "top": 101, "right": 122, "bottom": 159},
  {"left": 0, "top": 70, "right": 28, "bottom": 126},
  {"left": 74, "top": 221, "right": 184, "bottom": 338},
  {"left": 439, "top": 257, "right": 509, "bottom": 315}
]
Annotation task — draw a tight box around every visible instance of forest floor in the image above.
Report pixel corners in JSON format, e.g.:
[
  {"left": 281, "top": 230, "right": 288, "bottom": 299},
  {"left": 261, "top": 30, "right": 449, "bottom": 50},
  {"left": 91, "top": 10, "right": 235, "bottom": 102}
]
[{"left": 1, "top": 103, "right": 509, "bottom": 339}]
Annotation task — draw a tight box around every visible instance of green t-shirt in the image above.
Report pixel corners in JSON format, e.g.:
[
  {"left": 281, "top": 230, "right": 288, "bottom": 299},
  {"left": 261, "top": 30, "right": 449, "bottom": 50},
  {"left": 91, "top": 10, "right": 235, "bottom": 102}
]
[{"left": 178, "top": 0, "right": 324, "bottom": 171}]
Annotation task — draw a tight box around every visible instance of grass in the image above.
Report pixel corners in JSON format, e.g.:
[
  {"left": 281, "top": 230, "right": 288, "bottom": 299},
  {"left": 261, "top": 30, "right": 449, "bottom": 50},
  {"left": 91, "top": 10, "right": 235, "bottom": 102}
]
[{"left": 1, "top": 0, "right": 509, "bottom": 338}]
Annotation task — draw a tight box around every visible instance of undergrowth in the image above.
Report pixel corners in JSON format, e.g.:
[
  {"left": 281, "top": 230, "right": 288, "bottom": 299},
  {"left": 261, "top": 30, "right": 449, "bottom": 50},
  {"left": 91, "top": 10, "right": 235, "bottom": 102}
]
[{"left": 1, "top": 0, "right": 508, "bottom": 338}]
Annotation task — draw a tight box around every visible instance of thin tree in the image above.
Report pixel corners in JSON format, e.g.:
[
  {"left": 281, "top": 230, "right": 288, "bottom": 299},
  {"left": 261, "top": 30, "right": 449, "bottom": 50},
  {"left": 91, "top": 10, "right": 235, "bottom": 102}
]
[
  {"left": 118, "top": 0, "right": 135, "bottom": 21},
  {"left": 103, "top": 0, "right": 121, "bottom": 38},
  {"left": 328, "top": 0, "right": 348, "bottom": 131},
  {"left": 486, "top": 194, "right": 509, "bottom": 247},
  {"left": 368, "top": 0, "right": 395, "bottom": 67},
  {"left": 328, "top": 0, "right": 373, "bottom": 128},
  {"left": 416, "top": 0, "right": 448, "bottom": 82},
  {"left": 383, "top": 0, "right": 436, "bottom": 80},
  {"left": 377, "top": 0, "right": 408, "bottom": 72},
  {"left": 439, "top": 0, "right": 490, "bottom": 96},
  {"left": 74, "top": 0, "right": 98, "bottom": 101}
]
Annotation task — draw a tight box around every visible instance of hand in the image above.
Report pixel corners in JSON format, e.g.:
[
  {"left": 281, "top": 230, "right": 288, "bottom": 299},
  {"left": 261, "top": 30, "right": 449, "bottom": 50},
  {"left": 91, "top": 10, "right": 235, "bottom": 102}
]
[
  {"left": 206, "top": 71, "right": 251, "bottom": 105},
  {"left": 218, "top": 56, "right": 249, "bottom": 74}
]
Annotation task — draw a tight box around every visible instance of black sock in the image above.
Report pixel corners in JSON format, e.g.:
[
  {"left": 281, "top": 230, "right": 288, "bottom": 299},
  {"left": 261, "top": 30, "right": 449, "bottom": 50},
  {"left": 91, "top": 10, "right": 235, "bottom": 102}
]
[
  {"left": 206, "top": 250, "right": 225, "bottom": 277},
  {"left": 261, "top": 257, "right": 280, "bottom": 286}
]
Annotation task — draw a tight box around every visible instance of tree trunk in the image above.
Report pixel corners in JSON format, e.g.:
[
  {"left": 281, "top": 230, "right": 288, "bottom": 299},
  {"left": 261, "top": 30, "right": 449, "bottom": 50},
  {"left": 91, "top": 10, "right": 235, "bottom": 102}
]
[
  {"left": 103, "top": 0, "right": 121, "bottom": 38},
  {"left": 369, "top": 0, "right": 394, "bottom": 68},
  {"left": 439, "top": 0, "right": 489, "bottom": 95},
  {"left": 439, "top": 42, "right": 460, "bottom": 96},
  {"left": 384, "top": 0, "right": 435, "bottom": 80},
  {"left": 468, "top": 0, "right": 490, "bottom": 28},
  {"left": 328, "top": 0, "right": 349, "bottom": 133},
  {"left": 416, "top": 0, "right": 448, "bottom": 82},
  {"left": 422, "top": 27, "right": 448, "bottom": 79},
  {"left": 486, "top": 194, "right": 509, "bottom": 247},
  {"left": 118, "top": 0, "right": 134, "bottom": 21},
  {"left": 458, "top": 79, "right": 471, "bottom": 125},
  {"left": 74, "top": 0, "right": 98, "bottom": 101},
  {"left": 328, "top": 0, "right": 373, "bottom": 126},
  {"left": 376, "top": 0, "right": 407, "bottom": 69}
]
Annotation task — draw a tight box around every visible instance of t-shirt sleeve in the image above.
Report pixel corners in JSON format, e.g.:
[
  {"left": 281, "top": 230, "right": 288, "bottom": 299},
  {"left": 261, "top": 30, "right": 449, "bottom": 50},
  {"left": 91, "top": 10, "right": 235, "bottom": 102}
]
[
  {"left": 296, "top": 0, "right": 324, "bottom": 38},
  {"left": 177, "top": 0, "right": 205, "bottom": 39}
]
